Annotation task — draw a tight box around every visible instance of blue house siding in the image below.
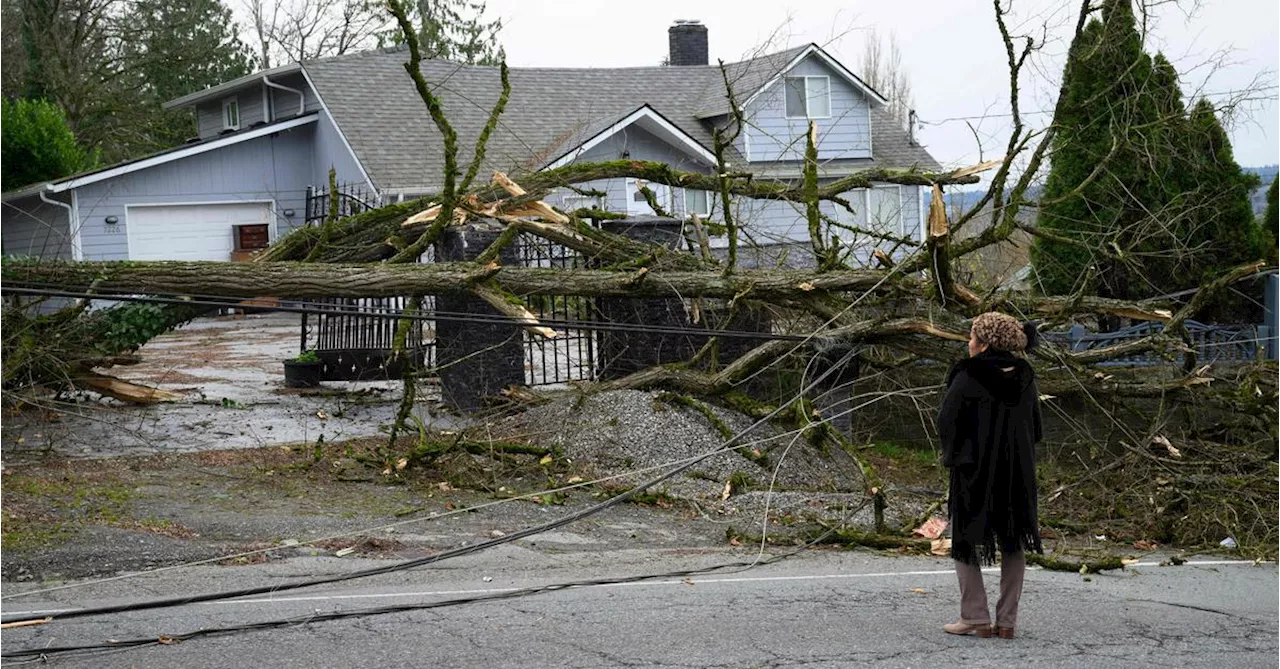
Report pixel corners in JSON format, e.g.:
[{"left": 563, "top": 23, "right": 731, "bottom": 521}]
[
  {"left": 195, "top": 74, "right": 322, "bottom": 140},
  {"left": 532, "top": 119, "right": 920, "bottom": 267},
  {"left": 196, "top": 91, "right": 266, "bottom": 138},
  {"left": 0, "top": 192, "right": 74, "bottom": 259},
  {"left": 74, "top": 123, "right": 316, "bottom": 261},
  {"left": 716, "top": 182, "right": 921, "bottom": 266},
  {"left": 313, "top": 111, "right": 370, "bottom": 193},
  {"left": 545, "top": 124, "right": 714, "bottom": 216},
  {"left": 741, "top": 56, "right": 872, "bottom": 163},
  {"left": 269, "top": 72, "right": 323, "bottom": 119}
]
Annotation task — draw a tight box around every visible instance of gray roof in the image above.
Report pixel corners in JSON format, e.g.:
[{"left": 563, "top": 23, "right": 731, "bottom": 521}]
[
  {"left": 302, "top": 45, "right": 941, "bottom": 193},
  {"left": 694, "top": 44, "right": 810, "bottom": 118}
]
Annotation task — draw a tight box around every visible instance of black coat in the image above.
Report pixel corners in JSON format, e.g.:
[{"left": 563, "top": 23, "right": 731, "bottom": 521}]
[{"left": 937, "top": 350, "right": 1043, "bottom": 565}]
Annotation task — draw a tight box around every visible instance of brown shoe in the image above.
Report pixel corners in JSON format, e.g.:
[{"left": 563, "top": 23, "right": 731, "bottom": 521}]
[
  {"left": 995, "top": 626, "right": 1015, "bottom": 639},
  {"left": 943, "top": 621, "right": 993, "bottom": 637}
]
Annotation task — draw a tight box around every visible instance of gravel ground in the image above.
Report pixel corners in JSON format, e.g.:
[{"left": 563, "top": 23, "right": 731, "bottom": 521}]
[{"left": 492, "top": 390, "right": 869, "bottom": 500}]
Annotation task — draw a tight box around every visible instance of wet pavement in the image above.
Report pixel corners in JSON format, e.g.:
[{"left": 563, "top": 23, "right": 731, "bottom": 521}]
[{"left": 1, "top": 313, "right": 451, "bottom": 460}]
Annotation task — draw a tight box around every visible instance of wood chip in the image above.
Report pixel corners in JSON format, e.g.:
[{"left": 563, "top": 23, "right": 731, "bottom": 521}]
[
  {"left": 401, "top": 204, "right": 442, "bottom": 227},
  {"left": 927, "top": 184, "right": 949, "bottom": 238},
  {"left": 492, "top": 171, "right": 527, "bottom": 196},
  {"left": 472, "top": 285, "right": 559, "bottom": 339},
  {"left": 505, "top": 202, "right": 571, "bottom": 225},
  {"left": 75, "top": 373, "right": 184, "bottom": 404},
  {"left": 948, "top": 158, "right": 1005, "bottom": 179}
]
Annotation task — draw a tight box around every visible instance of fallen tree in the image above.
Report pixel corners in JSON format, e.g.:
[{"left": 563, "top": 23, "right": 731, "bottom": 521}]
[{"left": 1, "top": 0, "right": 1275, "bottom": 556}]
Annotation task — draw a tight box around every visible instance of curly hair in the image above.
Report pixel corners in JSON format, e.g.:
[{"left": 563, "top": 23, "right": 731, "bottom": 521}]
[{"left": 971, "top": 312, "right": 1030, "bottom": 353}]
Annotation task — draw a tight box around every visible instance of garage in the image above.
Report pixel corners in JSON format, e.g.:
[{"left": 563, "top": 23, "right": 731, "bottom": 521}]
[{"left": 127, "top": 202, "right": 274, "bottom": 261}]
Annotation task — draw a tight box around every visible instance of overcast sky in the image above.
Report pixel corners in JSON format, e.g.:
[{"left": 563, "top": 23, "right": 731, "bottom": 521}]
[{"left": 480, "top": 0, "right": 1278, "bottom": 171}]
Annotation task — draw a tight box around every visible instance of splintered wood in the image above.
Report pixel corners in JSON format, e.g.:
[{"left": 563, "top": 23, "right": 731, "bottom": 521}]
[
  {"left": 401, "top": 173, "right": 569, "bottom": 228},
  {"left": 76, "top": 373, "right": 184, "bottom": 404},
  {"left": 472, "top": 284, "right": 560, "bottom": 339}
]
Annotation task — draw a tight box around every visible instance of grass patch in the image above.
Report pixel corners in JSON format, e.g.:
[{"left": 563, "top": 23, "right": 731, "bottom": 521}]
[
  {"left": 1, "top": 472, "right": 136, "bottom": 552},
  {"left": 869, "top": 441, "right": 937, "bottom": 467}
]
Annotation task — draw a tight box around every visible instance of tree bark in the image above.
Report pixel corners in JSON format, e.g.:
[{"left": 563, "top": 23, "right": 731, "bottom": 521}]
[{"left": 2, "top": 259, "right": 898, "bottom": 301}]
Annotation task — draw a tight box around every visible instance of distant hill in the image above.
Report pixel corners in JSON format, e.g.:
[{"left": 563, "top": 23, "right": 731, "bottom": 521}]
[
  {"left": 944, "top": 186, "right": 1042, "bottom": 218},
  {"left": 945, "top": 165, "right": 1277, "bottom": 218},
  {"left": 1245, "top": 165, "right": 1278, "bottom": 217}
]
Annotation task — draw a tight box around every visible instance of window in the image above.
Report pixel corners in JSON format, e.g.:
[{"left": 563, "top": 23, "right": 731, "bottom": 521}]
[
  {"left": 222, "top": 97, "right": 240, "bottom": 131},
  {"left": 867, "top": 185, "right": 904, "bottom": 236},
  {"left": 563, "top": 193, "right": 605, "bottom": 211},
  {"left": 684, "top": 189, "right": 711, "bottom": 217},
  {"left": 784, "top": 76, "right": 831, "bottom": 119}
]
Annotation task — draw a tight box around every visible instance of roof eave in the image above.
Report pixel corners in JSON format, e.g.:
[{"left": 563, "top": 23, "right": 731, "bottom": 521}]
[
  {"left": 1, "top": 182, "right": 53, "bottom": 203},
  {"left": 47, "top": 114, "right": 318, "bottom": 193},
  {"left": 740, "top": 44, "right": 889, "bottom": 110},
  {"left": 162, "top": 63, "right": 303, "bottom": 109},
  {"left": 541, "top": 105, "right": 719, "bottom": 171}
]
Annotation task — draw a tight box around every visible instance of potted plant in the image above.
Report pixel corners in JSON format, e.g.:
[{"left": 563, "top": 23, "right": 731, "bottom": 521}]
[{"left": 283, "top": 350, "right": 323, "bottom": 388}]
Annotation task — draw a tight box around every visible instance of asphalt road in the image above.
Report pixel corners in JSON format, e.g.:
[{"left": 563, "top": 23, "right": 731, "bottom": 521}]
[{"left": 2, "top": 547, "right": 1275, "bottom": 668}]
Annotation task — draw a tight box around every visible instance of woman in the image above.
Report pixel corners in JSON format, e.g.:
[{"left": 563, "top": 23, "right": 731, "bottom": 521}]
[{"left": 937, "top": 312, "right": 1043, "bottom": 639}]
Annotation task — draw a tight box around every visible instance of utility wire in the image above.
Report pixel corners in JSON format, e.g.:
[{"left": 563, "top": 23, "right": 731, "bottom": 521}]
[
  {"left": 1, "top": 285, "right": 813, "bottom": 343},
  {"left": 1, "top": 259, "right": 911, "bottom": 621},
  {"left": 1, "top": 495, "right": 873, "bottom": 663},
  {"left": 0, "top": 392, "right": 891, "bottom": 603},
  {"left": 916, "top": 85, "right": 1280, "bottom": 126},
  {"left": 0, "top": 348, "right": 857, "bottom": 627}
]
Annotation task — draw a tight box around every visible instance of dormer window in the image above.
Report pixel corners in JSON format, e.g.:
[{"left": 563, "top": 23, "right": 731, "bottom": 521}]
[
  {"left": 222, "top": 97, "right": 240, "bottom": 131},
  {"left": 784, "top": 76, "right": 831, "bottom": 119}
]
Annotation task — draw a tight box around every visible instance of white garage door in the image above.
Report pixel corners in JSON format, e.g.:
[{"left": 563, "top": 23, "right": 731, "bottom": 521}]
[{"left": 127, "top": 202, "right": 272, "bottom": 261}]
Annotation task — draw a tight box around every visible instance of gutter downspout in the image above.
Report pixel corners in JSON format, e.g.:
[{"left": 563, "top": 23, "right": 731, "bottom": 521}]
[
  {"left": 39, "top": 188, "right": 82, "bottom": 261},
  {"left": 263, "top": 75, "right": 305, "bottom": 117}
]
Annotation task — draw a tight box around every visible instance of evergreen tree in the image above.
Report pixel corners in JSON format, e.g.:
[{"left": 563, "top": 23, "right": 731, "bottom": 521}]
[
  {"left": 1032, "top": 0, "right": 1158, "bottom": 299},
  {"left": 1265, "top": 178, "right": 1279, "bottom": 260},
  {"left": 1179, "top": 99, "right": 1264, "bottom": 282},
  {"left": 418, "top": 0, "right": 502, "bottom": 64},
  {"left": 18, "top": 0, "right": 55, "bottom": 100},
  {"left": 380, "top": 0, "right": 504, "bottom": 65},
  {"left": 1032, "top": 0, "right": 1265, "bottom": 303},
  {"left": 1, "top": 98, "right": 96, "bottom": 189},
  {"left": 124, "top": 0, "right": 256, "bottom": 148}
]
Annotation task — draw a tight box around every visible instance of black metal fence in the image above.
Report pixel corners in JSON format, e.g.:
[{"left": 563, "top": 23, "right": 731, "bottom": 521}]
[
  {"left": 298, "top": 182, "right": 597, "bottom": 386},
  {"left": 516, "top": 233, "right": 596, "bottom": 386},
  {"left": 300, "top": 296, "right": 436, "bottom": 381},
  {"left": 304, "top": 182, "right": 380, "bottom": 226},
  {"left": 1042, "top": 320, "right": 1271, "bottom": 365}
]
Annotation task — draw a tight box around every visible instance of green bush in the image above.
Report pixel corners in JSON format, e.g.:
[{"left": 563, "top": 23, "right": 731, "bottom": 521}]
[{"left": 1, "top": 98, "right": 95, "bottom": 190}]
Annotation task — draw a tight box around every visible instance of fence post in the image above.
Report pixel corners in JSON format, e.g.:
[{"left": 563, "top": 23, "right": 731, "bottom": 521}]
[
  {"left": 1263, "top": 273, "right": 1278, "bottom": 361},
  {"left": 595, "top": 216, "right": 698, "bottom": 380},
  {"left": 435, "top": 220, "right": 526, "bottom": 412},
  {"left": 1068, "top": 323, "right": 1087, "bottom": 352}
]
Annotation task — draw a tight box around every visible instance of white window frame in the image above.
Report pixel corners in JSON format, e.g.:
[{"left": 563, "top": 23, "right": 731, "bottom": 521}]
[
  {"left": 684, "top": 189, "right": 712, "bottom": 217},
  {"left": 783, "top": 75, "right": 832, "bottom": 120},
  {"left": 866, "top": 185, "right": 905, "bottom": 237},
  {"left": 562, "top": 192, "right": 606, "bottom": 212},
  {"left": 222, "top": 97, "right": 240, "bottom": 131}
]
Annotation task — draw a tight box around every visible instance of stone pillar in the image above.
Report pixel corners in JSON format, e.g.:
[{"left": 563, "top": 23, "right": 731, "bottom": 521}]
[
  {"left": 596, "top": 217, "right": 696, "bottom": 380},
  {"left": 594, "top": 216, "right": 773, "bottom": 380},
  {"left": 435, "top": 221, "right": 526, "bottom": 412}
]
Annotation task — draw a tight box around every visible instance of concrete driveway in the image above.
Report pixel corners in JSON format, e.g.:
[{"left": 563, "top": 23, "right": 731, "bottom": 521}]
[{"left": 2, "top": 313, "right": 423, "bottom": 460}]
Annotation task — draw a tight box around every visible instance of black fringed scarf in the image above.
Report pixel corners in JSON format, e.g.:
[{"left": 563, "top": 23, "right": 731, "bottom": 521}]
[{"left": 938, "top": 350, "right": 1044, "bottom": 565}]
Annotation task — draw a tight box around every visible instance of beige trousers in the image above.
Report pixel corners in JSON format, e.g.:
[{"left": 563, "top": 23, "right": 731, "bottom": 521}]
[{"left": 954, "top": 551, "right": 1026, "bottom": 629}]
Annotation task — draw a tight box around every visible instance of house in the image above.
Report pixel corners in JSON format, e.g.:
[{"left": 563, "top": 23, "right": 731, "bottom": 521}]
[{"left": 1, "top": 21, "right": 942, "bottom": 268}]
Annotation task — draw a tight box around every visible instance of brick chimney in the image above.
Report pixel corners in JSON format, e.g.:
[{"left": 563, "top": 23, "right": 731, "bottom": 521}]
[{"left": 668, "top": 20, "right": 708, "bottom": 66}]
